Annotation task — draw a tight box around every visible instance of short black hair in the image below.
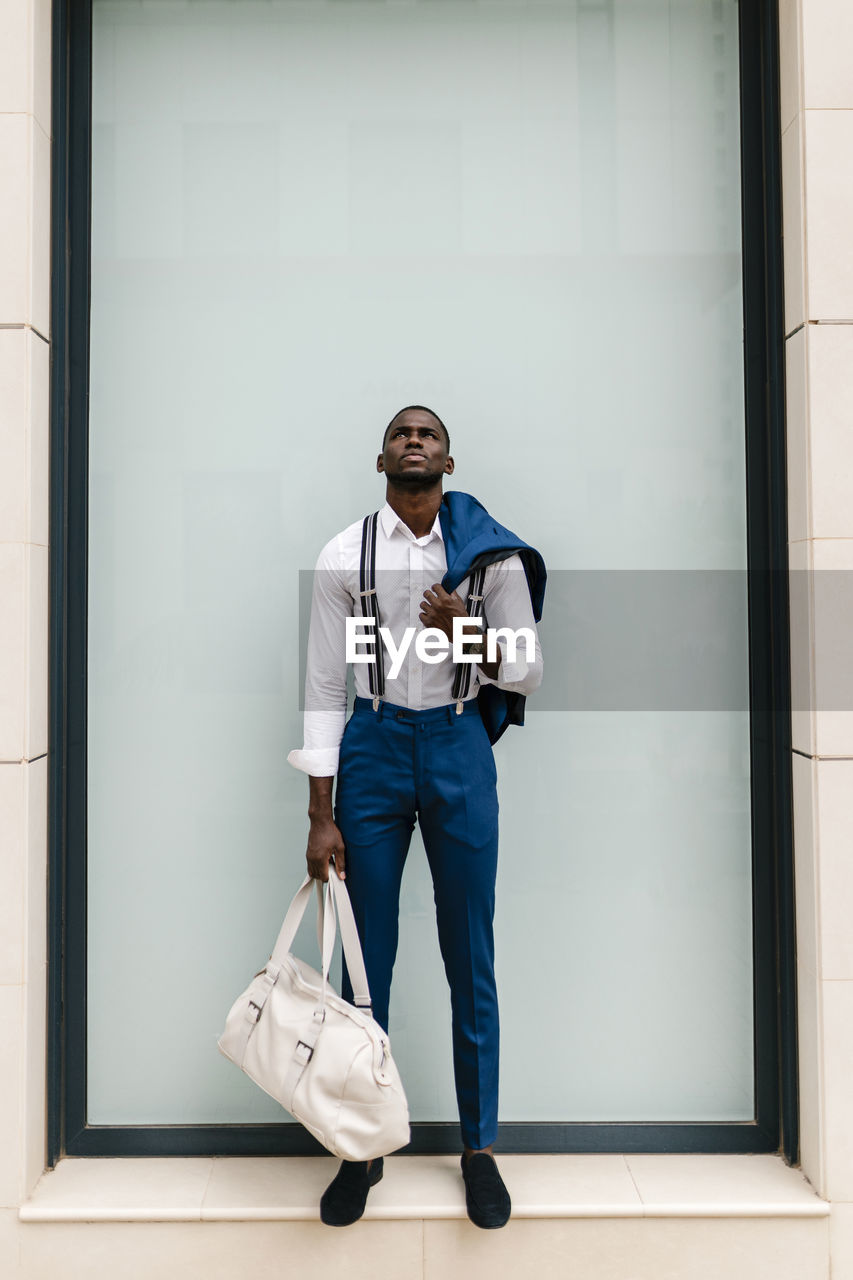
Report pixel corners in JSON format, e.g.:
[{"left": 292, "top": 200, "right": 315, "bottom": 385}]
[{"left": 383, "top": 405, "right": 450, "bottom": 450}]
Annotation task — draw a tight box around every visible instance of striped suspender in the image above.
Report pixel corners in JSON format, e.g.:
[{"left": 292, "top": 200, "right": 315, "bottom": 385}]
[
  {"left": 358, "top": 515, "right": 487, "bottom": 713},
  {"left": 359, "top": 512, "right": 386, "bottom": 709},
  {"left": 451, "top": 566, "right": 487, "bottom": 706}
]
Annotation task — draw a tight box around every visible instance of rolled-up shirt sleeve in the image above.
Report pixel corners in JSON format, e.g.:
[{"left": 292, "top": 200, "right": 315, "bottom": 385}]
[
  {"left": 287, "top": 540, "right": 353, "bottom": 777},
  {"left": 476, "top": 554, "right": 543, "bottom": 696}
]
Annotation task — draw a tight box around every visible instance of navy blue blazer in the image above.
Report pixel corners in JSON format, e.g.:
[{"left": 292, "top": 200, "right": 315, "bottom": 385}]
[{"left": 438, "top": 490, "right": 546, "bottom": 743}]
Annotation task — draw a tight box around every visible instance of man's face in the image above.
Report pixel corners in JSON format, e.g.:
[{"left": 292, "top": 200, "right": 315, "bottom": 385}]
[{"left": 377, "top": 409, "right": 454, "bottom": 486}]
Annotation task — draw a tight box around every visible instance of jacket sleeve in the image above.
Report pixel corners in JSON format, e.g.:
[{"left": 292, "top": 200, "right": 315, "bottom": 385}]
[{"left": 476, "top": 553, "right": 543, "bottom": 696}]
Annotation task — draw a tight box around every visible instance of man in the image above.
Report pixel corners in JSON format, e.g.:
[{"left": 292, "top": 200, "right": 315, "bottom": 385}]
[{"left": 288, "top": 406, "right": 543, "bottom": 1228}]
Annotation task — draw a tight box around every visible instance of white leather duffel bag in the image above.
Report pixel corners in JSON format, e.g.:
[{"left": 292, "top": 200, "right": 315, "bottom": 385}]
[{"left": 218, "top": 872, "right": 410, "bottom": 1160}]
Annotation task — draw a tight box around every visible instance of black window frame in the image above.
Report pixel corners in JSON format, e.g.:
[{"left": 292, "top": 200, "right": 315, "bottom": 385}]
[{"left": 47, "top": 0, "right": 796, "bottom": 1162}]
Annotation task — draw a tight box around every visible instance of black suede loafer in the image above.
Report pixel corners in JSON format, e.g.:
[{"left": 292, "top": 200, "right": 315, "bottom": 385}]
[
  {"left": 460, "top": 1152, "right": 511, "bottom": 1229},
  {"left": 319, "top": 1157, "right": 384, "bottom": 1227}
]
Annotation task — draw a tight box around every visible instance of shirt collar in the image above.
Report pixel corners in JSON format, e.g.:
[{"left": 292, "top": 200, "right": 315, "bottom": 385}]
[{"left": 379, "top": 501, "right": 444, "bottom": 544}]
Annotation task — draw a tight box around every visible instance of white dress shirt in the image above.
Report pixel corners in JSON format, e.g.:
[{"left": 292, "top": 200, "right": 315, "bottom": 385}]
[{"left": 287, "top": 500, "right": 543, "bottom": 777}]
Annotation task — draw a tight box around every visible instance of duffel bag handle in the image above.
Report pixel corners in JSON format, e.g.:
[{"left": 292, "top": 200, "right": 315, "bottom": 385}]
[
  {"left": 269, "top": 875, "right": 319, "bottom": 966},
  {"left": 269, "top": 874, "right": 373, "bottom": 1013}
]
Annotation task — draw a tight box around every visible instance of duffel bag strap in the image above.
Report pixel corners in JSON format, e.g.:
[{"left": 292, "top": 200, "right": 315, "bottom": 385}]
[
  {"left": 226, "top": 967, "right": 278, "bottom": 1067},
  {"left": 279, "top": 874, "right": 374, "bottom": 1105},
  {"left": 326, "top": 871, "right": 372, "bottom": 1012},
  {"left": 282, "top": 1005, "right": 326, "bottom": 1109}
]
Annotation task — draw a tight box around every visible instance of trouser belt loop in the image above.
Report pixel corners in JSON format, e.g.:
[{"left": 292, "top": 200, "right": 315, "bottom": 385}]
[
  {"left": 376, "top": 699, "right": 386, "bottom": 720},
  {"left": 446, "top": 703, "right": 454, "bottom": 725}
]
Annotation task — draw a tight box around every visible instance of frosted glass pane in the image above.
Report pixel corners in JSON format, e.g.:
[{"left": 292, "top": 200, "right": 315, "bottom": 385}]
[{"left": 88, "top": 0, "right": 752, "bottom": 1126}]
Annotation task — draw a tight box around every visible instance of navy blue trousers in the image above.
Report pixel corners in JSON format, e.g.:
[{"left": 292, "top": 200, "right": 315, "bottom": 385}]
[{"left": 335, "top": 695, "right": 500, "bottom": 1150}]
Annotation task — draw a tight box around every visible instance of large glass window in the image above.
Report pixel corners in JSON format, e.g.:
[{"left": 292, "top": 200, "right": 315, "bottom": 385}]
[{"left": 86, "top": 0, "right": 752, "bottom": 1136}]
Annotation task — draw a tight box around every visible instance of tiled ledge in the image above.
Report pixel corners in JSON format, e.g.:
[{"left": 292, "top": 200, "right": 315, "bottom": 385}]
[{"left": 18, "top": 1154, "right": 828, "bottom": 1224}]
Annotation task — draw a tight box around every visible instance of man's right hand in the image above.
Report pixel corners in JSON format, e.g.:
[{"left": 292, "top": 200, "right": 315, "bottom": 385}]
[{"left": 306, "top": 815, "right": 346, "bottom": 882}]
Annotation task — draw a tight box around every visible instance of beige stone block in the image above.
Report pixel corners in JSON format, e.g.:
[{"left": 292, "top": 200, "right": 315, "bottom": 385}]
[
  {"left": 0, "top": 0, "right": 50, "bottom": 132},
  {"left": 805, "top": 110, "right": 853, "bottom": 320},
  {"left": 792, "top": 753, "right": 819, "bottom": 981},
  {"left": 821, "top": 978, "right": 853, "bottom": 1201},
  {"left": 789, "top": 537, "right": 815, "bottom": 756},
  {"left": 0, "top": 116, "right": 29, "bottom": 324},
  {"left": 816, "top": 759, "right": 853, "bottom": 979},
  {"left": 782, "top": 115, "right": 805, "bottom": 336},
  {"left": 0, "top": 329, "right": 48, "bottom": 546},
  {"left": 19, "top": 1219, "right": 423, "bottom": 1280},
  {"left": 201, "top": 1153, "right": 641, "bottom": 1222},
  {"left": 830, "top": 1202, "right": 853, "bottom": 1279},
  {"left": 0, "top": 115, "right": 51, "bottom": 333},
  {"left": 0, "top": 328, "right": 28, "bottom": 543},
  {"left": 202, "top": 1154, "right": 388, "bottom": 1221},
  {"left": 468, "top": 1153, "right": 640, "bottom": 1218},
  {"left": 0, "top": 986, "right": 24, "bottom": 1209},
  {"left": 785, "top": 326, "right": 810, "bottom": 544},
  {"left": 0, "top": 765, "right": 25, "bottom": 984},
  {"left": 29, "top": 121, "right": 50, "bottom": 340},
  {"left": 0, "top": 0, "right": 29, "bottom": 114},
  {"left": 0, "top": 1208, "right": 21, "bottom": 1280},
  {"left": 811, "top": 539, "right": 853, "bottom": 756},
  {"left": 797, "top": 959, "right": 824, "bottom": 1196},
  {"left": 423, "top": 1216, "right": 827, "bottom": 1280},
  {"left": 23, "top": 758, "right": 47, "bottom": 1200},
  {"left": 24, "top": 543, "right": 47, "bottom": 760},
  {"left": 624, "top": 1153, "right": 822, "bottom": 1212},
  {"left": 25, "top": 754, "right": 47, "bottom": 981},
  {"left": 808, "top": 323, "right": 853, "bottom": 539},
  {"left": 23, "top": 960, "right": 46, "bottom": 1201},
  {"left": 778, "top": 0, "right": 802, "bottom": 134},
  {"left": 25, "top": 1159, "right": 213, "bottom": 1221},
  {"left": 0, "top": 543, "right": 25, "bottom": 762},
  {"left": 32, "top": 0, "right": 52, "bottom": 138},
  {"left": 27, "top": 330, "right": 49, "bottom": 548},
  {"left": 802, "top": 0, "right": 853, "bottom": 110}
]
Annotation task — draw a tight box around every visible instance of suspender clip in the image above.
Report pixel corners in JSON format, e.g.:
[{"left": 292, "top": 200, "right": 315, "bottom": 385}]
[
  {"left": 373, "top": 696, "right": 380, "bottom": 712},
  {"left": 456, "top": 700, "right": 463, "bottom": 715}
]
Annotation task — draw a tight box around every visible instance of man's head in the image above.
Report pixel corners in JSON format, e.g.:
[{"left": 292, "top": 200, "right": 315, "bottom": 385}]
[
  {"left": 381, "top": 405, "right": 450, "bottom": 452},
  {"left": 377, "top": 405, "right": 454, "bottom": 488}
]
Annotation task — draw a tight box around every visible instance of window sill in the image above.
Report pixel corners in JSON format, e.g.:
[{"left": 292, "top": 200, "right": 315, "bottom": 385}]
[{"left": 18, "top": 1153, "right": 828, "bottom": 1224}]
